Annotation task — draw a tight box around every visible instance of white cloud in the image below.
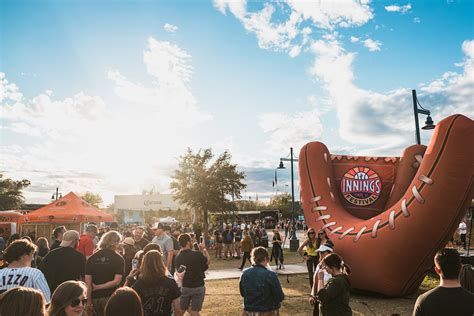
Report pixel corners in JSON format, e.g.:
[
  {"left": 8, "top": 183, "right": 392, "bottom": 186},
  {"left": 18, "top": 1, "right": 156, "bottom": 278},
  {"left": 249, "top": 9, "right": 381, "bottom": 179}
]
[
  {"left": 413, "top": 17, "right": 421, "bottom": 23},
  {"left": 350, "top": 36, "right": 359, "bottom": 43},
  {"left": 163, "top": 23, "right": 178, "bottom": 33},
  {"left": 213, "top": 0, "right": 373, "bottom": 56},
  {"left": 384, "top": 4, "right": 412, "bottom": 14},
  {"left": 0, "top": 37, "right": 212, "bottom": 204},
  {"left": 362, "top": 38, "right": 382, "bottom": 52},
  {"left": 259, "top": 110, "right": 324, "bottom": 155}
]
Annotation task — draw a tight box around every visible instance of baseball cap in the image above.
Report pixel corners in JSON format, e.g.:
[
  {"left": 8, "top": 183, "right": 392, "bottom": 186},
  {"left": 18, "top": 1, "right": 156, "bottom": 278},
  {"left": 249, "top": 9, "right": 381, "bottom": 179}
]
[
  {"left": 60, "top": 230, "right": 80, "bottom": 247},
  {"left": 151, "top": 222, "right": 164, "bottom": 230},
  {"left": 121, "top": 237, "right": 135, "bottom": 246},
  {"left": 317, "top": 243, "right": 333, "bottom": 253}
]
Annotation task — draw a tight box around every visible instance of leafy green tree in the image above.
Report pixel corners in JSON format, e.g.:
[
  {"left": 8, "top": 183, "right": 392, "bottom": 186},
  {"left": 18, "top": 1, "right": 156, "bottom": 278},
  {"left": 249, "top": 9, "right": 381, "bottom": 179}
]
[
  {"left": 270, "top": 193, "right": 292, "bottom": 218},
  {"left": 80, "top": 191, "right": 103, "bottom": 208},
  {"left": 0, "top": 173, "right": 31, "bottom": 211},
  {"left": 171, "top": 148, "right": 246, "bottom": 238}
]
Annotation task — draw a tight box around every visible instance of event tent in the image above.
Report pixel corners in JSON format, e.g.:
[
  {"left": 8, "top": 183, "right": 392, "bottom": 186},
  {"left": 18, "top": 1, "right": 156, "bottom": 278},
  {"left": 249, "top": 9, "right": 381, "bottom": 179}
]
[{"left": 26, "top": 192, "right": 114, "bottom": 223}]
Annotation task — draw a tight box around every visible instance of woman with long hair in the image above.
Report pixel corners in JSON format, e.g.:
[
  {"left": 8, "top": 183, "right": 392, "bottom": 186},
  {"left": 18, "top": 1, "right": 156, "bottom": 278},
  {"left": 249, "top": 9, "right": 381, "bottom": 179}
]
[
  {"left": 271, "top": 229, "right": 284, "bottom": 270},
  {"left": 104, "top": 287, "right": 143, "bottom": 316},
  {"left": 297, "top": 228, "right": 320, "bottom": 288},
  {"left": 48, "top": 281, "right": 88, "bottom": 316},
  {"left": 132, "top": 250, "right": 181, "bottom": 316},
  {"left": 85, "top": 231, "right": 124, "bottom": 316},
  {"left": 0, "top": 239, "right": 51, "bottom": 302},
  {"left": 0, "top": 286, "right": 46, "bottom": 316},
  {"left": 316, "top": 230, "right": 333, "bottom": 248},
  {"left": 315, "top": 253, "right": 352, "bottom": 316},
  {"left": 35, "top": 237, "right": 49, "bottom": 267}
]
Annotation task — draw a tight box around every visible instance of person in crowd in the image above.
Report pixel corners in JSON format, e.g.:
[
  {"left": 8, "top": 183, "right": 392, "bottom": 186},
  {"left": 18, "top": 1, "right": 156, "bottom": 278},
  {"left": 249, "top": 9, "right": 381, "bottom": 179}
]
[
  {"left": 413, "top": 248, "right": 474, "bottom": 315},
  {"left": 165, "top": 225, "right": 181, "bottom": 275},
  {"left": 151, "top": 223, "right": 174, "bottom": 271},
  {"left": 175, "top": 233, "right": 210, "bottom": 316},
  {"left": 122, "top": 237, "right": 138, "bottom": 277},
  {"left": 47, "top": 280, "right": 88, "bottom": 316},
  {"left": 78, "top": 224, "right": 98, "bottom": 259},
  {"left": 309, "top": 243, "right": 334, "bottom": 316},
  {"left": 0, "top": 239, "right": 51, "bottom": 302},
  {"left": 124, "top": 243, "right": 164, "bottom": 287},
  {"left": 85, "top": 231, "right": 124, "bottom": 316},
  {"left": 213, "top": 229, "right": 223, "bottom": 259},
  {"left": 239, "top": 229, "right": 254, "bottom": 270},
  {"left": 104, "top": 286, "right": 144, "bottom": 316},
  {"left": 314, "top": 253, "right": 352, "bottom": 316},
  {"left": 35, "top": 237, "right": 50, "bottom": 267},
  {"left": 133, "top": 227, "right": 150, "bottom": 250},
  {"left": 0, "top": 228, "right": 6, "bottom": 253},
  {"left": 234, "top": 226, "right": 242, "bottom": 259},
  {"left": 6, "top": 233, "right": 21, "bottom": 246},
  {"left": 132, "top": 250, "right": 181, "bottom": 316},
  {"left": 317, "top": 229, "right": 334, "bottom": 248},
  {"left": 298, "top": 228, "right": 321, "bottom": 288},
  {"left": 39, "top": 230, "right": 86, "bottom": 293},
  {"left": 50, "top": 226, "right": 66, "bottom": 251},
  {"left": 458, "top": 220, "right": 467, "bottom": 250},
  {"left": 0, "top": 286, "right": 46, "bottom": 316},
  {"left": 222, "top": 224, "right": 234, "bottom": 260},
  {"left": 271, "top": 229, "right": 284, "bottom": 270},
  {"left": 239, "top": 247, "right": 285, "bottom": 315}
]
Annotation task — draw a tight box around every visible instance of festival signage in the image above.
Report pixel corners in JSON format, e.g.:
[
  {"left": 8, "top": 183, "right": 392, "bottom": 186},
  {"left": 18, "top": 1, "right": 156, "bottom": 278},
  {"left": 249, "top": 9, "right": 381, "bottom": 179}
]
[{"left": 340, "top": 167, "right": 382, "bottom": 206}]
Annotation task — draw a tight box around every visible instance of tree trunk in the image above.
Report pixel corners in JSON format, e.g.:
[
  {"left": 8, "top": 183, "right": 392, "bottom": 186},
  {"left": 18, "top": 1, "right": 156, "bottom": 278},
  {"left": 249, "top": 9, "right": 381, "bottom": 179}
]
[{"left": 203, "top": 208, "right": 209, "bottom": 241}]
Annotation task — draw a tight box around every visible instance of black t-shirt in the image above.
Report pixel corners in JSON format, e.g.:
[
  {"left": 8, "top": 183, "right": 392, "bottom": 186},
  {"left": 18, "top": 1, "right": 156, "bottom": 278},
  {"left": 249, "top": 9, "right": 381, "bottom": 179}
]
[
  {"left": 222, "top": 230, "right": 234, "bottom": 244},
  {"left": 85, "top": 249, "right": 124, "bottom": 298},
  {"left": 132, "top": 276, "right": 181, "bottom": 316},
  {"left": 50, "top": 239, "right": 61, "bottom": 251},
  {"left": 413, "top": 286, "right": 474, "bottom": 316},
  {"left": 135, "top": 237, "right": 150, "bottom": 250},
  {"left": 38, "top": 246, "right": 86, "bottom": 293},
  {"left": 175, "top": 249, "right": 208, "bottom": 288},
  {"left": 214, "top": 231, "right": 223, "bottom": 243}
]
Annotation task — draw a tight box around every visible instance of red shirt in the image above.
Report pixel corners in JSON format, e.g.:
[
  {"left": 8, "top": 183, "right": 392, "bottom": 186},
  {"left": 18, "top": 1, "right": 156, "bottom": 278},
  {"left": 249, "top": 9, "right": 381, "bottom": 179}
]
[{"left": 77, "top": 234, "right": 94, "bottom": 257}]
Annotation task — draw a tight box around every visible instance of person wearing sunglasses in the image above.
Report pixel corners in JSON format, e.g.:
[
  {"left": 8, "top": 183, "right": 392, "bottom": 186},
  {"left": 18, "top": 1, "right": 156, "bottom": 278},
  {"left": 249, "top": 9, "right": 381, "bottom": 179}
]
[
  {"left": 47, "top": 280, "right": 88, "bottom": 316},
  {"left": 297, "top": 228, "right": 321, "bottom": 288}
]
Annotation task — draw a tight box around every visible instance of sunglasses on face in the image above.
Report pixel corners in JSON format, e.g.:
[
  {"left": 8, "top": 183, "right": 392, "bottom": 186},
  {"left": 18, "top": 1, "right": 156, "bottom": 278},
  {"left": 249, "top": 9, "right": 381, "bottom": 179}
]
[{"left": 70, "top": 298, "right": 88, "bottom": 307}]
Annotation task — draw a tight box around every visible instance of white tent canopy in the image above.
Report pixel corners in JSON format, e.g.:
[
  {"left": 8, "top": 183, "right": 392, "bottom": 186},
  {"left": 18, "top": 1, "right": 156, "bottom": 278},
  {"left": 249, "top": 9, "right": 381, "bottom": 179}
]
[{"left": 159, "top": 216, "right": 177, "bottom": 223}]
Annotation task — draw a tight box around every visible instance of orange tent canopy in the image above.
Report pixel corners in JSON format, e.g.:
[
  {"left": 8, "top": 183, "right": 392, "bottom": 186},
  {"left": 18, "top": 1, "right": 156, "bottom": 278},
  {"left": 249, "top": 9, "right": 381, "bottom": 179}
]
[
  {"left": 26, "top": 192, "right": 114, "bottom": 223},
  {"left": 0, "top": 211, "right": 26, "bottom": 224}
]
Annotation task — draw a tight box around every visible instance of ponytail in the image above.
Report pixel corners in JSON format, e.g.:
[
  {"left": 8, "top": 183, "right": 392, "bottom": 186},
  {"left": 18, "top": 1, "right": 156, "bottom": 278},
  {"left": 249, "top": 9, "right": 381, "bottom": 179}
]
[
  {"left": 340, "top": 261, "right": 351, "bottom": 275},
  {"left": 322, "top": 253, "right": 351, "bottom": 275}
]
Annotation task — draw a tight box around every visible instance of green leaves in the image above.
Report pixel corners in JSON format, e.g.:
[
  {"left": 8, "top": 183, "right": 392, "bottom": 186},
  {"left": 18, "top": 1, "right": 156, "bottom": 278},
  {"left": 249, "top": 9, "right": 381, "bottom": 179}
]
[
  {"left": 170, "top": 148, "right": 246, "bottom": 231},
  {"left": 0, "top": 174, "right": 31, "bottom": 211}
]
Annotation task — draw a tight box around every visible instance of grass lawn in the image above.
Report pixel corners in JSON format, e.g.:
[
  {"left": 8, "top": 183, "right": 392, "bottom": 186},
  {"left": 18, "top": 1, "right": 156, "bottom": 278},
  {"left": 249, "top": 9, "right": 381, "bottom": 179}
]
[
  {"left": 200, "top": 254, "right": 440, "bottom": 315},
  {"left": 208, "top": 249, "right": 305, "bottom": 270}
]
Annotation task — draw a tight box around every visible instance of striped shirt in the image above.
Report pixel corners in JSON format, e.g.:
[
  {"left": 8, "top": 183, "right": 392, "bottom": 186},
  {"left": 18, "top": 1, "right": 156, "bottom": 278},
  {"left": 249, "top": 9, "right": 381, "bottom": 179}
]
[{"left": 0, "top": 267, "right": 51, "bottom": 302}]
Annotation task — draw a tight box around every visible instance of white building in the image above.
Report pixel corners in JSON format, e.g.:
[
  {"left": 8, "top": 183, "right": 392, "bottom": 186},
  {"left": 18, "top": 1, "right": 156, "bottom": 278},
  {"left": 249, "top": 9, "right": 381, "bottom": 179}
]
[{"left": 114, "top": 193, "right": 188, "bottom": 223}]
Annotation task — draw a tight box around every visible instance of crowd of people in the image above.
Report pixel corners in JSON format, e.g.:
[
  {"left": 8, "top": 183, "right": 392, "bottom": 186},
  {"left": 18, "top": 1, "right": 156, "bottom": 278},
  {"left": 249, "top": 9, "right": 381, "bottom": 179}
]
[{"left": 0, "top": 220, "right": 472, "bottom": 316}]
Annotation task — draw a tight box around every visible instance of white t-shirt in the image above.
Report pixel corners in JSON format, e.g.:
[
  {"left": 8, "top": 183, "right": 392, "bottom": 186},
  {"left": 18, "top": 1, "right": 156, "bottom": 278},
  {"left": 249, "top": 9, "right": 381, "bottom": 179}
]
[
  {"left": 459, "top": 222, "right": 467, "bottom": 235},
  {"left": 315, "top": 263, "right": 332, "bottom": 285},
  {"left": 0, "top": 267, "right": 51, "bottom": 303}
]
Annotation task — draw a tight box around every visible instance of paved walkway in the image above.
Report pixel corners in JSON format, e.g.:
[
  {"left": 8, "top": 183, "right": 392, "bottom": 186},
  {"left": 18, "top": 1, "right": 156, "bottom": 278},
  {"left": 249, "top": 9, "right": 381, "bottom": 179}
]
[{"left": 205, "top": 263, "right": 307, "bottom": 280}]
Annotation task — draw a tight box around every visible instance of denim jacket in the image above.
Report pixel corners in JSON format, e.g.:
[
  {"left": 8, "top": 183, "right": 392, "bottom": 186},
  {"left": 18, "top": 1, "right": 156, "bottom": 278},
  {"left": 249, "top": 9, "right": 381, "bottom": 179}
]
[{"left": 239, "top": 264, "right": 285, "bottom": 312}]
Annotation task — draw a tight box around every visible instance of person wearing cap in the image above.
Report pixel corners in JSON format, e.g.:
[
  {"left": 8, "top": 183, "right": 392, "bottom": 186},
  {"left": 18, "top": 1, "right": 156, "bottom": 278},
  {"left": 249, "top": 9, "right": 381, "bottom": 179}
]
[
  {"left": 77, "top": 224, "right": 98, "bottom": 259},
  {"left": 151, "top": 222, "right": 174, "bottom": 271},
  {"left": 38, "top": 230, "right": 86, "bottom": 294},
  {"left": 121, "top": 237, "right": 137, "bottom": 277},
  {"left": 309, "top": 243, "right": 334, "bottom": 316}
]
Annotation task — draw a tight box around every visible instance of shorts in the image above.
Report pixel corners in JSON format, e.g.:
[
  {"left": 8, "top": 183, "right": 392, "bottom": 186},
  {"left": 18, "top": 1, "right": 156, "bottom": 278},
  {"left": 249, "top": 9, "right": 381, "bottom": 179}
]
[{"left": 180, "top": 286, "right": 206, "bottom": 311}]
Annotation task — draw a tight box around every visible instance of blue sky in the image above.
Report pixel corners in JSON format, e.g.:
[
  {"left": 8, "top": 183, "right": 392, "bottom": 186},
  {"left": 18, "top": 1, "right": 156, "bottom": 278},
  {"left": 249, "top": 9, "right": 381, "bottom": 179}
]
[{"left": 1, "top": 0, "right": 473, "bottom": 205}]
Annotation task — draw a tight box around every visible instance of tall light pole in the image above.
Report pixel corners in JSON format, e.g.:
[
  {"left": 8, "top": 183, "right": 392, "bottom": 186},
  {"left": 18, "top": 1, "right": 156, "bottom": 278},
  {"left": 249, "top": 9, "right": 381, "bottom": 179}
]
[
  {"left": 412, "top": 89, "right": 435, "bottom": 144},
  {"left": 51, "top": 187, "right": 62, "bottom": 201},
  {"left": 278, "top": 147, "right": 300, "bottom": 251}
]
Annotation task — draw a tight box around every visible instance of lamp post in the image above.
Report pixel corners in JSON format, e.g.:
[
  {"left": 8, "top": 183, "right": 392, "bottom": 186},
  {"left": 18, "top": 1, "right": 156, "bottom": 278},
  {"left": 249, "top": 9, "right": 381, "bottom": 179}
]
[
  {"left": 278, "top": 147, "right": 300, "bottom": 251},
  {"left": 412, "top": 89, "right": 435, "bottom": 144},
  {"left": 51, "top": 187, "right": 62, "bottom": 201}
]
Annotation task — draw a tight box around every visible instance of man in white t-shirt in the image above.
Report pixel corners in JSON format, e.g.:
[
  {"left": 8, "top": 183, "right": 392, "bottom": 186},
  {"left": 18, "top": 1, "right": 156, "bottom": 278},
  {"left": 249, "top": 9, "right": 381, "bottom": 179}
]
[
  {"left": 0, "top": 239, "right": 51, "bottom": 302},
  {"left": 459, "top": 221, "right": 467, "bottom": 250}
]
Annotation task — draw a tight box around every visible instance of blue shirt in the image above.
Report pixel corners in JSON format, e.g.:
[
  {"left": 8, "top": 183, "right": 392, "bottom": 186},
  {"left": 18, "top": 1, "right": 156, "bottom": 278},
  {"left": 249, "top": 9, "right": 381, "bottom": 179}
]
[{"left": 239, "top": 264, "right": 284, "bottom": 312}]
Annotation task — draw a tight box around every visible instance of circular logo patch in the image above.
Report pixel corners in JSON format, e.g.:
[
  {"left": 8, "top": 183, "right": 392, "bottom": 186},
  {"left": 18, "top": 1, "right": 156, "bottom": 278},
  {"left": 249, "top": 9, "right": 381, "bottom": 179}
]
[{"left": 341, "top": 167, "right": 382, "bottom": 206}]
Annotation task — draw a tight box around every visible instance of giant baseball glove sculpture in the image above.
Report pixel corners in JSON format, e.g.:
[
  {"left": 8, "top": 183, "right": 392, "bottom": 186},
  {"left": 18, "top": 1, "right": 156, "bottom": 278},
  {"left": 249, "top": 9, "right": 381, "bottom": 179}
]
[{"left": 299, "top": 114, "right": 474, "bottom": 296}]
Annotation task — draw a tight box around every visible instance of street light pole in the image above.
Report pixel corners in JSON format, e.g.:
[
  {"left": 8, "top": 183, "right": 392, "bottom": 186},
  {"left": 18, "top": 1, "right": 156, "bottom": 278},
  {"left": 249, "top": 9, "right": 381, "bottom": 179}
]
[
  {"left": 51, "top": 187, "right": 62, "bottom": 201},
  {"left": 412, "top": 89, "right": 435, "bottom": 144},
  {"left": 278, "top": 147, "right": 300, "bottom": 251}
]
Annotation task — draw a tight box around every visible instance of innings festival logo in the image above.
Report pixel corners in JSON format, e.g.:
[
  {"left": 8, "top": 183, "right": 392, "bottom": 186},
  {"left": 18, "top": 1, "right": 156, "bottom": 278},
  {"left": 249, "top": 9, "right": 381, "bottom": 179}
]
[{"left": 341, "top": 167, "right": 382, "bottom": 206}]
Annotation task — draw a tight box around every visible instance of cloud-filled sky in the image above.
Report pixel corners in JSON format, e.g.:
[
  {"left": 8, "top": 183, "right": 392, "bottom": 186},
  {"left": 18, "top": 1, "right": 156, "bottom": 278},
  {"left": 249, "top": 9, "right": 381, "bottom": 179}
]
[{"left": 1, "top": 0, "right": 473, "bottom": 206}]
